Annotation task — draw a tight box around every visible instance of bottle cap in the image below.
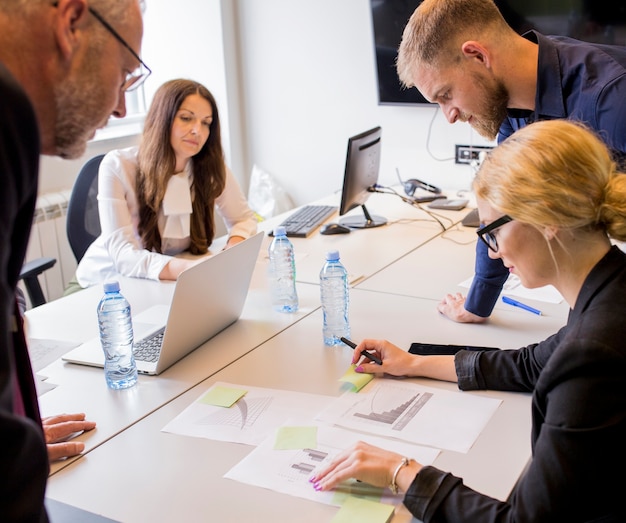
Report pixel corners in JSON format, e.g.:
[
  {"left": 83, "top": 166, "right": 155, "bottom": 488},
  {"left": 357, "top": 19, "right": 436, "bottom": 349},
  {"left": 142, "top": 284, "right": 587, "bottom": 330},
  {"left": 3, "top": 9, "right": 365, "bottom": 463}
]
[
  {"left": 103, "top": 281, "right": 120, "bottom": 293},
  {"left": 273, "top": 226, "right": 287, "bottom": 237},
  {"left": 325, "top": 250, "right": 340, "bottom": 261}
]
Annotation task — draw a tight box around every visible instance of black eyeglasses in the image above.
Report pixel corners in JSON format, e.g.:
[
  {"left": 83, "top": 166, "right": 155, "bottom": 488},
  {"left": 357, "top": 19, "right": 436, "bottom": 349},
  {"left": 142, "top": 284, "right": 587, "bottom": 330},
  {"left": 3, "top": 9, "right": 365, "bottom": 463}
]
[
  {"left": 87, "top": 6, "right": 152, "bottom": 92},
  {"left": 477, "top": 215, "right": 513, "bottom": 253}
]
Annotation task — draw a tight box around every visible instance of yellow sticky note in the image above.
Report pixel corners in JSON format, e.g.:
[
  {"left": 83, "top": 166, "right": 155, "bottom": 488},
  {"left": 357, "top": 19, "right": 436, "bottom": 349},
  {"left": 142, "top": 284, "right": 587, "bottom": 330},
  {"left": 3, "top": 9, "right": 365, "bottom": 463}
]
[
  {"left": 199, "top": 385, "right": 247, "bottom": 407},
  {"left": 274, "top": 426, "right": 317, "bottom": 450},
  {"left": 331, "top": 496, "right": 395, "bottom": 523},
  {"left": 331, "top": 479, "right": 386, "bottom": 505},
  {"left": 339, "top": 364, "right": 374, "bottom": 392}
]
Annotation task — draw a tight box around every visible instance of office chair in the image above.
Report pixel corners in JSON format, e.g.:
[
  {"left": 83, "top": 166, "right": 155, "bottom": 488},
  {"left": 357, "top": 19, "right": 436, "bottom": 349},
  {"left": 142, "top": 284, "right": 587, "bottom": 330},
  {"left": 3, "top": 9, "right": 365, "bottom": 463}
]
[
  {"left": 66, "top": 154, "right": 104, "bottom": 263},
  {"left": 18, "top": 257, "right": 57, "bottom": 308}
]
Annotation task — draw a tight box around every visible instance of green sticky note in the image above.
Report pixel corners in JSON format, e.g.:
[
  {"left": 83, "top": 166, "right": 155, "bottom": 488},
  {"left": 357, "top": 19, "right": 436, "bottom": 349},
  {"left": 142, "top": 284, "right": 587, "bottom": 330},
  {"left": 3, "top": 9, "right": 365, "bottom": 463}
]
[
  {"left": 339, "top": 364, "right": 374, "bottom": 392},
  {"left": 274, "top": 426, "right": 317, "bottom": 450},
  {"left": 199, "top": 385, "right": 247, "bottom": 407},
  {"left": 332, "top": 479, "right": 385, "bottom": 505},
  {"left": 331, "top": 496, "right": 395, "bottom": 523}
]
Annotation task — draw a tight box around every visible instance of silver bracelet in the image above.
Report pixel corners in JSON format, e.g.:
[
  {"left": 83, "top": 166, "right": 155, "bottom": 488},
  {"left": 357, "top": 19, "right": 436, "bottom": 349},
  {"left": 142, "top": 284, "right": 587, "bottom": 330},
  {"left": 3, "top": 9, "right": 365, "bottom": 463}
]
[{"left": 390, "top": 457, "right": 410, "bottom": 494}]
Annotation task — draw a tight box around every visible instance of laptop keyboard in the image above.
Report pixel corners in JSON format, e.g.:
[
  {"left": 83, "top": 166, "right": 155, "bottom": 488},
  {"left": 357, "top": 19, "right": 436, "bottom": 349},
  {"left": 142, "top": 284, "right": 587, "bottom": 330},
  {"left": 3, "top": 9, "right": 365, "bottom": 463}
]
[
  {"left": 133, "top": 327, "right": 165, "bottom": 362},
  {"left": 274, "top": 205, "right": 337, "bottom": 237}
]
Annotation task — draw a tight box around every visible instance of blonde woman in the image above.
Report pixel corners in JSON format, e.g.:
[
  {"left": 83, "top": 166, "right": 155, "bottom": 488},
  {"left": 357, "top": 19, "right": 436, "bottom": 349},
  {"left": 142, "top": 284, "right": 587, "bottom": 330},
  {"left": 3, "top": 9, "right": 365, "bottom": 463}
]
[{"left": 311, "top": 120, "right": 626, "bottom": 522}]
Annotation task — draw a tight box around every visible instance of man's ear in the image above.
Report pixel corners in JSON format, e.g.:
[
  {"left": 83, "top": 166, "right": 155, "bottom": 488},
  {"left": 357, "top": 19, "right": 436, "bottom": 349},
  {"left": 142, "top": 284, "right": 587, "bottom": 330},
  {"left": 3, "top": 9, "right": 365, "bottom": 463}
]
[
  {"left": 52, "top": 0, "right": 90, "bottom": 60},
  {"left": 461, "top": 41, "right": 492, "bottom": 69}
]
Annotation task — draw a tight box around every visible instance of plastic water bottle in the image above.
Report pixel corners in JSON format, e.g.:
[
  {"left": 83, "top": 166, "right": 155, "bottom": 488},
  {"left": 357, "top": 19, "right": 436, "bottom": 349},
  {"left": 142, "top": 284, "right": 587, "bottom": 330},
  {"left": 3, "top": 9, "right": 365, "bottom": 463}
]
[
  {"left": 97, "top": 281, "right": 138, "bottom": 390},
  {"left": 268, "top": 226, "right": 299, "bottom": 312},
  {"left": 320, "top": 250, "right": 350, "bottom": 345}
]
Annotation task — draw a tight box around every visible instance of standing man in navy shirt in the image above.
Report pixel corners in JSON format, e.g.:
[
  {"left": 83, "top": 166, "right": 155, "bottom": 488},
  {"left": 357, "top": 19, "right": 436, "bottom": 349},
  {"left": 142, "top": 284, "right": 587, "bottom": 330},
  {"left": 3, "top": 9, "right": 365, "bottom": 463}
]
[{"left": 397, "top": 0, "right": 626, "bottom": 323}]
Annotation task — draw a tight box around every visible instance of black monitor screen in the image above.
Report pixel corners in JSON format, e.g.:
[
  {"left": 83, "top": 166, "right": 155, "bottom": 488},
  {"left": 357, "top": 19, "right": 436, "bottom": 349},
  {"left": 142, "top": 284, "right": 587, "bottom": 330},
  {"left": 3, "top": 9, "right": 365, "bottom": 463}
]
[
  {"left": 338, "top": 126, "right": 387, "bottom": 229},
  {"left": 371, "top": 0, "right": 626, "bottom": 106}
]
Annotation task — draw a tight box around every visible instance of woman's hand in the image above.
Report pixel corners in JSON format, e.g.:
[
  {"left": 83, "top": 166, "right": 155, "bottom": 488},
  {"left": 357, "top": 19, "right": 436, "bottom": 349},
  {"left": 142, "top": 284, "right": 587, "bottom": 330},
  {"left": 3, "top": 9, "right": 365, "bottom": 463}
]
[
  {"left": 42, "top": 413, "right": 96, "bottom": 462},
  {"left": 223, "top": 235, "right": 245, "bottom": 249},
  {"left": 352, "top": 339, "right": 416, "bottom": 377},
  {"left": 352, "top": 339, "right": 459, "bottom": 383},
  {"left": 309, "top": 441, "right": 421, "bottom": 493}
]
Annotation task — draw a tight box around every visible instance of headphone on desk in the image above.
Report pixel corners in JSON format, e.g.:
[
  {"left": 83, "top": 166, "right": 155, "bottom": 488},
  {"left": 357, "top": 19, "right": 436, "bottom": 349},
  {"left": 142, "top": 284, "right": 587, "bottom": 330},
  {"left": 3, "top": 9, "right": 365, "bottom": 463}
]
[{"left": 395, "top": 168, "right": 441, "bottom": 197}]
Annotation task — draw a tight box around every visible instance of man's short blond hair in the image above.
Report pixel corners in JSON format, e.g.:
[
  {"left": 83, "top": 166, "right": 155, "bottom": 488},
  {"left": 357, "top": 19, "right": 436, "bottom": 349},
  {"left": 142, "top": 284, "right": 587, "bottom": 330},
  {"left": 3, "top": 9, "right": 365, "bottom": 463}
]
[{"left": 397, "top": 0, "right": 510, "bottom": 87}]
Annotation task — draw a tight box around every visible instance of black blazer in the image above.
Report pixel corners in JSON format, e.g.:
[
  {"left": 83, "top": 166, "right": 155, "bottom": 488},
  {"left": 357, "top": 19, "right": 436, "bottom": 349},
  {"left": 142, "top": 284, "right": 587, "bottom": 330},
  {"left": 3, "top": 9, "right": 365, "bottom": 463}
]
[{"left": 0, "top": 61, "right": 49, "bottom": 522}]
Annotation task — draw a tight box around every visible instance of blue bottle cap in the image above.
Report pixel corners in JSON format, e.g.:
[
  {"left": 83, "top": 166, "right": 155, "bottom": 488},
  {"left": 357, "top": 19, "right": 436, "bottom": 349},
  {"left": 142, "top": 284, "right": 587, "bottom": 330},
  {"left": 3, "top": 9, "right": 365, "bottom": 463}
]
[
  {"left": 103, "top": 281, "right": 120, "bottom": 293},
  {"left": 273, "top": 226, "right": 287, "bottom": 237},
  {"left": 326, "top": 250, "right": 340, "bottom": 261}
]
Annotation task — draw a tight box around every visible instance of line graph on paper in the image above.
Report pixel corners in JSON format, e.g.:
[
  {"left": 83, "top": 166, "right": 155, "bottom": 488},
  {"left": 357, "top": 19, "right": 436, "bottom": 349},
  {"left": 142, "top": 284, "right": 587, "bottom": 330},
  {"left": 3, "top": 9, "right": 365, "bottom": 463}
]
[
  {"left": 196, "top": 396, "right": 273, "bottom": 430},
  {"left": 161, "top": 383, "right": 335, "bottom": 446}
]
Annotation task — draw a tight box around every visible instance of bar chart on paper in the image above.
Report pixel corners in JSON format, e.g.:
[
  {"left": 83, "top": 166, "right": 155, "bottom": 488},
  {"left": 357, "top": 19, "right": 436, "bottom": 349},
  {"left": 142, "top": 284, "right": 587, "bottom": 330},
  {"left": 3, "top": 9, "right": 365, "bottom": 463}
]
[
  {"left": 225, "top": 423, "right": 440, "bottom": 508},
  {"left": 352, "top": 388, "right": 433, "bottom": 430},
  {"left": 316, "top": 379, "right": 502, "bottom": 453},
  {"left": 283, "top": 448, "right": 329, "bottom": 480}
]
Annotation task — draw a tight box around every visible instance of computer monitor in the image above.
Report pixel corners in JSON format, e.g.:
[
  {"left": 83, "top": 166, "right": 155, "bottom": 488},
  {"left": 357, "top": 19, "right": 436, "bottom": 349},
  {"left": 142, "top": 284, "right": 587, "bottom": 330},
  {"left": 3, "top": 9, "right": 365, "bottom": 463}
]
[{"left": 338, "top": 126, "right": 387, "bottom": 229}]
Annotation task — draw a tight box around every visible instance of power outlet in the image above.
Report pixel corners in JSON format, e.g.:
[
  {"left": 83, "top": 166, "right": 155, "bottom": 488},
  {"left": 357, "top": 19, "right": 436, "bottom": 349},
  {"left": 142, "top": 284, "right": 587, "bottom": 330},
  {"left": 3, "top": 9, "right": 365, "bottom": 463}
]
[{"left": 455, "top": 144, "right": 493, "bottom": 164}]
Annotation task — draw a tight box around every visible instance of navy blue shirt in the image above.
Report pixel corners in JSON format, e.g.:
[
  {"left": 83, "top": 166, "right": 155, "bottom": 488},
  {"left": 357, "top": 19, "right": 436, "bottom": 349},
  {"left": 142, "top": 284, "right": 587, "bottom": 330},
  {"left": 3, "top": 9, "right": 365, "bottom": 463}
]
[{"left": 466, "top": 31, "right": 626, "bottom": 318}]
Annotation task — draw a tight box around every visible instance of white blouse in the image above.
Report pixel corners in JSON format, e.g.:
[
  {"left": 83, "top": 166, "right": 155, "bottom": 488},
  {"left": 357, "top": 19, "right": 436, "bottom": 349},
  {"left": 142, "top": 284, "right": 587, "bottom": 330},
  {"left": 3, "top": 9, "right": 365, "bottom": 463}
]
[{"left": 75, "top": 146, "right": 257, "bottom": 288}]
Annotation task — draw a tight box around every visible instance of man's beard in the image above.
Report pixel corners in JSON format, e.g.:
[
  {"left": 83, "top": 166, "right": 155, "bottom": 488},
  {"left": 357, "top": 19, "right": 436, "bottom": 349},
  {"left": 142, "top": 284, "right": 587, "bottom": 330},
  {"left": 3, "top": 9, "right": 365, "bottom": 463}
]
[
  {"left": 52, "top": 52, "right": 112, "bottom": 159},
  {"left": 466, "top": 74, "right": 509, "bottom": 141}
]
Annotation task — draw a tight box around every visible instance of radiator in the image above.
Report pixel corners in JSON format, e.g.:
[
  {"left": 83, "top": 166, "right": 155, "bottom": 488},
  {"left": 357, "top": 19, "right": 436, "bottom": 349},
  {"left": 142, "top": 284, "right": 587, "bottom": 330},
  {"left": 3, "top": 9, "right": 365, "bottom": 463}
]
[{"left": 21, "top": 190, "right": 76, "bottom": 306}]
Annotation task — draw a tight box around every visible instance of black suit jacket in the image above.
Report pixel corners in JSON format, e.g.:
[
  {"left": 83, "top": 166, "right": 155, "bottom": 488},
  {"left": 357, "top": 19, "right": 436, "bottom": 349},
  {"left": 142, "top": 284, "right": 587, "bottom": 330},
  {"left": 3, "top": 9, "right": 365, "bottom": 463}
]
[{"left": 0, "top": 61, "right": 49, "bottom": 522}]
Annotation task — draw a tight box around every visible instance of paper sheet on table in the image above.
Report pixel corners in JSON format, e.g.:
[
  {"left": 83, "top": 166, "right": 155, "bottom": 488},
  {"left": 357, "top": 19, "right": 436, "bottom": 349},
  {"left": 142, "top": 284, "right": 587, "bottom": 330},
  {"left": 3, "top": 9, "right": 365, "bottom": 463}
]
[
  {"left": 224, "top": 422, "right": 440, "bottom": 508},
  {"left": 27, "top": 338, "right": 80, "bottom": 372},
  {"left": 460, "top": 273, "right": 563, "bottom": 304},
  {"left": 161, "top": 382, "right": 334, "bottom": 446},
  {"left": 34, "top": 375, "right": 57, "bottom": 397},
  {"left": 315, "top": 379, "right": 501, "bottom": 453}
]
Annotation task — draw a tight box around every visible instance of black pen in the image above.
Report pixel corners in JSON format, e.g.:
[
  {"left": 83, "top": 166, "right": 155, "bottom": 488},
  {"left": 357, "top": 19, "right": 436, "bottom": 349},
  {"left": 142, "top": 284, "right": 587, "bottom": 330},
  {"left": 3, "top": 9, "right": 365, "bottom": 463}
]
[{"left": 340, "top": 337, "right": 383, "bottom": 365}]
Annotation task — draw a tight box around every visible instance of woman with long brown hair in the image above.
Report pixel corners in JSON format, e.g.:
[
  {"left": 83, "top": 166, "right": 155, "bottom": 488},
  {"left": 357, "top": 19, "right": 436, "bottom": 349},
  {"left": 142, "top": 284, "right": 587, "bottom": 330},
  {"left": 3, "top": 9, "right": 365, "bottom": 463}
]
[{"left": 75, "top": 79, "right": 256, "bottom": 288}]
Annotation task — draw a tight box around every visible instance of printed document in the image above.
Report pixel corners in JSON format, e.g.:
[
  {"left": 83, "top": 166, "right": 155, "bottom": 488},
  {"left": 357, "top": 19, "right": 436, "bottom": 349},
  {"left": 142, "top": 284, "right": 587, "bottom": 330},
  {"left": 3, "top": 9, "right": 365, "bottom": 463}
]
[{"left": 315, "top": 379, "right": 501, "bottom": 453}]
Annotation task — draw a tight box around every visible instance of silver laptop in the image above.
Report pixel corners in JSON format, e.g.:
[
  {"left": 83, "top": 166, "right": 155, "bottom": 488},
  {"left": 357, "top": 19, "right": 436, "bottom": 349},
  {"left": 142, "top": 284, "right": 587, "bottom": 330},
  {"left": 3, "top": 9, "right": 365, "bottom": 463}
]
[{"left": 62, "top": 232, "right": 264, "bottom": 375}]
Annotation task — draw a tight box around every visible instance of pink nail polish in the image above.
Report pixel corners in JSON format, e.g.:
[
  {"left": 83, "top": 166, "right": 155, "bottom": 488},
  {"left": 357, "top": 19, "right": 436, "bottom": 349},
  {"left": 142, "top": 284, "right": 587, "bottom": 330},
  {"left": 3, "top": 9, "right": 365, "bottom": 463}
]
[{"left": 355, "top": 366, "right": 363, "bottom": 373}]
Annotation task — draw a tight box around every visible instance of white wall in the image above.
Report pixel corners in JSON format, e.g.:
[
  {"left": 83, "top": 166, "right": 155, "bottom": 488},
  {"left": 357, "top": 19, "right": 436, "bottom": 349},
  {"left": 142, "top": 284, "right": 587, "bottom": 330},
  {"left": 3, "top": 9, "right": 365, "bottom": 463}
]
[
  {"left": 37, "top": 0, "right": 494, "bottom": 206},
  {"left": 235, "top": 0, "right": 494, "bottom": 207}
]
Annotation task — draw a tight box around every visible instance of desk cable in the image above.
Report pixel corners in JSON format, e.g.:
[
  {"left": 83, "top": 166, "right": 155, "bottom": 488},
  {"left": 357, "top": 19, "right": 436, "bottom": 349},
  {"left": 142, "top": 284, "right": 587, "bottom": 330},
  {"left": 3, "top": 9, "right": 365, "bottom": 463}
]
[{"left": 368, "top": 184, "right": 452, "bottom": 231}]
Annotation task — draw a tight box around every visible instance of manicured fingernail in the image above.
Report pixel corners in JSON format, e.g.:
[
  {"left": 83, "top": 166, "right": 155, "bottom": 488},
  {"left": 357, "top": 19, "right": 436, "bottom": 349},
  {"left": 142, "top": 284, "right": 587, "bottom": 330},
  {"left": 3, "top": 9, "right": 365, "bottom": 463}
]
[
  {"left": 313, "top": 482, "right": 322, "bottom": 491},
  {"left": 355, "top": 366, "right": 363, "bottom": 373},
  {"left": 309, "top": 476, "right": 316, "bottom": 483}
]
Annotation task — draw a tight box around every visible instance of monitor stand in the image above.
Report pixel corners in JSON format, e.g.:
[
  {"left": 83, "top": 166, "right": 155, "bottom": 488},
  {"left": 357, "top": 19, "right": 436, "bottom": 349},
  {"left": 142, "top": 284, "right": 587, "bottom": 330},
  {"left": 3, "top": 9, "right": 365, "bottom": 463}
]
[
  {"left": 461, "top": 208, "right": 481, "bottom": 227},
  {"left": 339, "top": 204, "right": 387, "bottom": 229}
]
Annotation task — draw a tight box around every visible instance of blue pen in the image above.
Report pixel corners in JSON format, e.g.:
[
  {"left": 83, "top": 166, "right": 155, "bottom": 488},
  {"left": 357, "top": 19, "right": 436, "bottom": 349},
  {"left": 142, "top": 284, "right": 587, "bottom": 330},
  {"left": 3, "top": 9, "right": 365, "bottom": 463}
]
[{"left": 502, "top": 295, "right": 542, "bottom": 316}]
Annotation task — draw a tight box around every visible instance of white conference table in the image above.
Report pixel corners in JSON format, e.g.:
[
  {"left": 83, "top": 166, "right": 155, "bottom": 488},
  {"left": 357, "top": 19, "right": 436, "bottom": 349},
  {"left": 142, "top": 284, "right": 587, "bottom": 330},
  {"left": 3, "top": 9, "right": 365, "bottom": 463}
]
[
  {"left": 28, "top": 192, "right": 471, "bottom": 476},
  {"left": 27, "top": 238, "right": 322, "bottom": 475},
  {"left": 32, "top": 190, "right": 564, "bottom": 521},
  {"left": 357, "top": 225, "right": 570, "bottom": 323},
  {"left": 45, "top": 288, "right": 545, "bottom": 523},
  {"left": 258, "top": 189, "right": 471, "bottom": 285}
]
